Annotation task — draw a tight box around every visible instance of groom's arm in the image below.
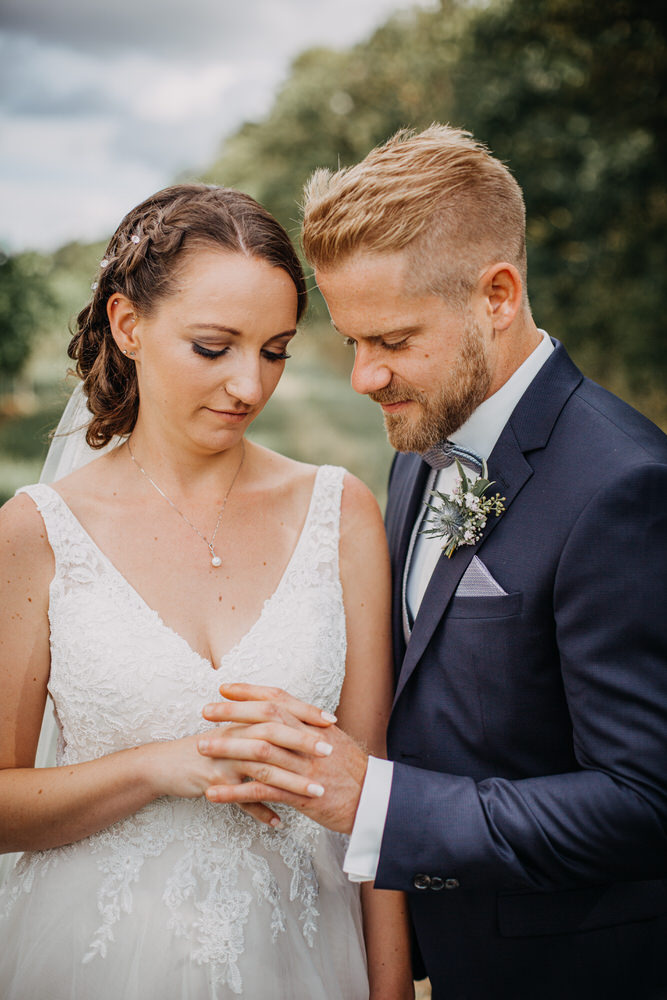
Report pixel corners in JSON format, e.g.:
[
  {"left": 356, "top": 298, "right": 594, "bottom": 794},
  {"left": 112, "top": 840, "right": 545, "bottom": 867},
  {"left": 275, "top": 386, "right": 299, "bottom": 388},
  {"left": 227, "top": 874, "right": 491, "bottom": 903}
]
[
  {"left": 201, "top": 461, "right": 667, "bottom": 893},
  {"left": 375, "top": 459, "right": 667, "bottom": 893}
]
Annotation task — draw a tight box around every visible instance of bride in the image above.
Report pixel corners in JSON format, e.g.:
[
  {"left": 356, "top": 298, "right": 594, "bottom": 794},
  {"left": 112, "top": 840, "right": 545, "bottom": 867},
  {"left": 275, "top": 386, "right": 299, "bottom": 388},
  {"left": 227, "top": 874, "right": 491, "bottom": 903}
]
[{"left": 0, "top": 184, "right": 413, "bottom": 998}]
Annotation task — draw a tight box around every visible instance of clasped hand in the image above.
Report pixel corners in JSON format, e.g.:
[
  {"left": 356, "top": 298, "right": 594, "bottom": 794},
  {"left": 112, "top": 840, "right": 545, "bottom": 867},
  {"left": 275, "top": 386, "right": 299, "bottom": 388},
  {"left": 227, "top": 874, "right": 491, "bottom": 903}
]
[{"left": 197, "top": 684, "right": 369, "bottom": 835}]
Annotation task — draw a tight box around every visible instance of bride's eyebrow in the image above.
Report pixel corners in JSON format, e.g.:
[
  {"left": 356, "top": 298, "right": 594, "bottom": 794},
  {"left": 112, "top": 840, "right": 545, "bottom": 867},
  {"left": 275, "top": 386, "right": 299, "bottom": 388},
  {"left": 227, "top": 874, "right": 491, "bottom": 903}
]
[
  {"left": 185, "top": 324, "right": 297, "bottom": 339},
  {"left": 186, "top": 323, "right": 241, "bottom": 336}
]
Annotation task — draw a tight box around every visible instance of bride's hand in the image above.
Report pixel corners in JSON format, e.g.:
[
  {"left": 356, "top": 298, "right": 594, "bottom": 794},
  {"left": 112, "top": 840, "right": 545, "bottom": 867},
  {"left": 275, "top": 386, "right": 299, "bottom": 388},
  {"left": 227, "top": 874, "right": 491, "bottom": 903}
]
[{"left": 145, "top": 726, "right": 331, "bottom": 804}]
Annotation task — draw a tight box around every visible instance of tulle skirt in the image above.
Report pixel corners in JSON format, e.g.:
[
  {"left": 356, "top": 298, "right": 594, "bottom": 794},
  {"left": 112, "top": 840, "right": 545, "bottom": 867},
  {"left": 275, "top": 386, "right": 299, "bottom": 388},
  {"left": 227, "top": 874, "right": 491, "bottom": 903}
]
[{"left": 0, "top": 802, "right": 368, "bottom": 1000}]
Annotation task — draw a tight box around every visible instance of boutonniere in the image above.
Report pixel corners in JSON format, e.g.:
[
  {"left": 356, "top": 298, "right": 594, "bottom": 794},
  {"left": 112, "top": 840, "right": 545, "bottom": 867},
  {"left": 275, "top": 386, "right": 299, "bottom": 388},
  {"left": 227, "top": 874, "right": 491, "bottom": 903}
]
[{"left": 421, "top": 459, "right": 505, "bottom": 558}]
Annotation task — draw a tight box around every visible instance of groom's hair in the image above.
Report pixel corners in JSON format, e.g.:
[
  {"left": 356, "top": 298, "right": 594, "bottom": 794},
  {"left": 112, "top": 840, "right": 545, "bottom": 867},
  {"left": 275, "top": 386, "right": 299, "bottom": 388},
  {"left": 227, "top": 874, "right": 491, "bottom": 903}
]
[{"left": 301, "top": 124, "right": 527, "bottom": 307}]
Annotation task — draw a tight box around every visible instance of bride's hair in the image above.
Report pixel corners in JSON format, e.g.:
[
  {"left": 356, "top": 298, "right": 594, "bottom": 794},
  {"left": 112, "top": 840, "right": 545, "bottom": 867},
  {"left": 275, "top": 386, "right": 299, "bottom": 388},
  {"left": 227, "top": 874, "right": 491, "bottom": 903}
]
[{"left": 69, "top": 184, "right": 307, "bottom": 449}]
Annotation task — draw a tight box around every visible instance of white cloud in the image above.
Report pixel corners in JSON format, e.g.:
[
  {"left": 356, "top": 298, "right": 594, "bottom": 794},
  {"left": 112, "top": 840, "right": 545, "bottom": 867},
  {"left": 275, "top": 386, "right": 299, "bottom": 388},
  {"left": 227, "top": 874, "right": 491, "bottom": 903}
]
[{"left": 0, "top": 0, "right": 435, "bottom": 252}]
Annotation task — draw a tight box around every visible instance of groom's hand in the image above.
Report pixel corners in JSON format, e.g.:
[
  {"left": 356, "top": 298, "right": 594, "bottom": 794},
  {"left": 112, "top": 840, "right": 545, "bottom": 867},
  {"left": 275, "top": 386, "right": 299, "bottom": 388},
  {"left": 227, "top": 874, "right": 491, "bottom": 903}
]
[{"left": 199, "top": 683, "right": 368, "bottom": 835}]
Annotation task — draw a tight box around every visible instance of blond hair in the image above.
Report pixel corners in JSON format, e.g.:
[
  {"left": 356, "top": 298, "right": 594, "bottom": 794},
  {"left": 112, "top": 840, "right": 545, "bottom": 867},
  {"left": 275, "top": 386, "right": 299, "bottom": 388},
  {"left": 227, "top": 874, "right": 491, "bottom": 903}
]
[{"left": 302, "top": 124, "right": 527, "bottom": 305}]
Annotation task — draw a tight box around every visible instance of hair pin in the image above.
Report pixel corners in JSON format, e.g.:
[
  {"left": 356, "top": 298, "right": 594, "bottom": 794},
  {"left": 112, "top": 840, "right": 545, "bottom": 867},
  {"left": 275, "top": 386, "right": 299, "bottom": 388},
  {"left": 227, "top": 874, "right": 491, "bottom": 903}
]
[
  {"left": 130, "top": 235, "right": 140, "bottom": 244},
  {"left": 100, "top": 259, "right": 110, "bottom": 268}
]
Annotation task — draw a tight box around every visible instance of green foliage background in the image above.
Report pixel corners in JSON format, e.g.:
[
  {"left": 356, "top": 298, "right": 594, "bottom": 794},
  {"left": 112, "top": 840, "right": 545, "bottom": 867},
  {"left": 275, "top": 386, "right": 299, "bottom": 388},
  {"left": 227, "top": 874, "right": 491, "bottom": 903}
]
[{"left": 1, "top": 0, "right": 665, "bottom": 503}]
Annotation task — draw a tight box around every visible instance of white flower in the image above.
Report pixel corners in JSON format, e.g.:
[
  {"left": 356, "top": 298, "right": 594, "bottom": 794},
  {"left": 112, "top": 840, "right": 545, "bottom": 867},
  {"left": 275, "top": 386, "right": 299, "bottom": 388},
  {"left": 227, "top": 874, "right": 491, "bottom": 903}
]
[{"left": 421, "top": 459, "right": 506, "bottom": 558}]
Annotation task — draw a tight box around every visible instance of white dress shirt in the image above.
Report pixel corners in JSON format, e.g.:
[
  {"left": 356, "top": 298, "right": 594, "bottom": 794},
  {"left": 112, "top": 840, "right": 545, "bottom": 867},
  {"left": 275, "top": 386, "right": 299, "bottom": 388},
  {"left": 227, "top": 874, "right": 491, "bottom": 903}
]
[{"left": 344, "top": 331, "right": 554, "bottom": 881}]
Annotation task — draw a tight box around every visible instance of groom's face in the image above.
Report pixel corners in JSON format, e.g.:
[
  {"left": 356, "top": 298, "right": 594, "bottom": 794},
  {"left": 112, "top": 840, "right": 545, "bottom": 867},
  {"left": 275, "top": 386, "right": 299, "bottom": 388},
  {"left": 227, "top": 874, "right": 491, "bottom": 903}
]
[{"left": 316, "top": 250, "right": 493, "bottom": 452}]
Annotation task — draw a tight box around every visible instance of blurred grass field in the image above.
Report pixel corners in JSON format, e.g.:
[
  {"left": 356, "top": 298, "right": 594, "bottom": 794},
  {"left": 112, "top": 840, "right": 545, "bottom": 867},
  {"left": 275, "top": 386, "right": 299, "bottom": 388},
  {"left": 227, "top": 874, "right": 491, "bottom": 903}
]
[{"left": 0, "top": 321, "right": 395, "bottom": 506}]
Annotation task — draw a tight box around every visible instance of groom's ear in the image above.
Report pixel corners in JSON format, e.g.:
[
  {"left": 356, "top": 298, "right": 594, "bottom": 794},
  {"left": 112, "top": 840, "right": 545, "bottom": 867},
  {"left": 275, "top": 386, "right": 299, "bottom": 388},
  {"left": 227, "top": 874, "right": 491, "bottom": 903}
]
[
  {"left": 107, "top": 295, "right": 140, "bottom": 356},
  {"left": 478, "top": 262, "right": 523, "bottom": 332}
]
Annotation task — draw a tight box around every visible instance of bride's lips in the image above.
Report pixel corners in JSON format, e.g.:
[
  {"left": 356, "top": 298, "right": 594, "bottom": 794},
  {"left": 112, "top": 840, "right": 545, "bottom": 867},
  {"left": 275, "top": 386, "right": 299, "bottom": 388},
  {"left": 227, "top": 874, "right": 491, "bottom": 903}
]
[{"left": 206, "top": 408, "right": 251, "bottom": 423}]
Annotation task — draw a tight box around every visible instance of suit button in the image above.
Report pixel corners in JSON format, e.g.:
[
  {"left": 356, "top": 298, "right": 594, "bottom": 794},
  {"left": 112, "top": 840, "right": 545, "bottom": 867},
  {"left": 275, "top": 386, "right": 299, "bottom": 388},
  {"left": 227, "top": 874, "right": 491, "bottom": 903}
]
[
  {"left": 444, "top": 878, "right": 460, "bottom": 890},
  {"left": 430, "top": 877, "right": 445, "bottom": 891},
  {"left": 413, "top": 874, "right": 431, "bottom": 890}
]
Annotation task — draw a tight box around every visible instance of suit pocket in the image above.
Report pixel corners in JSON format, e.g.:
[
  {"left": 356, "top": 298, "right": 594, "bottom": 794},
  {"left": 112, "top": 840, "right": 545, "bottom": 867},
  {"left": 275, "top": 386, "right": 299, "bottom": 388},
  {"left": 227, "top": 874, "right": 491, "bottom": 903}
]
[
  {"left": 497, "top": 880, "right": 667, "bottom": 938},
  {"left": 447, "top": 591, "right": 522, "bottom": 620}
]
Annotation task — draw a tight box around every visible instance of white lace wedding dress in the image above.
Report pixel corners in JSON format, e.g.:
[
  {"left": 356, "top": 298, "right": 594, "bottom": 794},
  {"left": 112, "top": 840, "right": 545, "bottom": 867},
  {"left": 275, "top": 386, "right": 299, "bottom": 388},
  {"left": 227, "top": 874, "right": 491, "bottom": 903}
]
[{"left": 0, "top": 465, "right": 369, "bottom": 999}]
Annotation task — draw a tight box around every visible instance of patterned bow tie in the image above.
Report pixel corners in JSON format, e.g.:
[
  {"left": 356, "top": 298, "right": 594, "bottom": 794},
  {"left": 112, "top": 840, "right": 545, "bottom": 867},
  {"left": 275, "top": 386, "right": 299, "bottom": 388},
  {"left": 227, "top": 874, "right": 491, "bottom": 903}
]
[{"left": 421, "top": 440, "right": 484, "bottom": 475}]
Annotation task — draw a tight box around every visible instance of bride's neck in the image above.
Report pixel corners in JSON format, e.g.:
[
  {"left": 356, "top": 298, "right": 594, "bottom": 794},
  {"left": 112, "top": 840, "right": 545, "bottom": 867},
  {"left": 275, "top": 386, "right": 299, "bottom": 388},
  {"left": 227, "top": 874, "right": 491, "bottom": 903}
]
[{"left": 126, "top": 423, "right": 248, "bottom": 498}]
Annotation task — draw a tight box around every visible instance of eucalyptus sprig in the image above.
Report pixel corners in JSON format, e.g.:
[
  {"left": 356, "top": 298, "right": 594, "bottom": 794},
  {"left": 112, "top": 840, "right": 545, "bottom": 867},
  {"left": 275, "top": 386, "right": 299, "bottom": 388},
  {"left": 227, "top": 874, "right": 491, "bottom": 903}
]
[{"left": 421, "top": 459, "right": 506, "bottom": 558}]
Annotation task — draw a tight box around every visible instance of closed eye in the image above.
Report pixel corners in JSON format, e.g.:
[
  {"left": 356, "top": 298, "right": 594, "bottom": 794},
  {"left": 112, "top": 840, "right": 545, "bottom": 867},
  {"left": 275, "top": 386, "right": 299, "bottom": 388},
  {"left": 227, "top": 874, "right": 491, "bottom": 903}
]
[
  {"left": 343, "top": 336, "right": 408, "bottom": 351},
  {"left": 262, "top": 349, "right": 291, "bottom": 362},
  {"left": 192, "top": 343, "right": 228, "bottom": 359}
]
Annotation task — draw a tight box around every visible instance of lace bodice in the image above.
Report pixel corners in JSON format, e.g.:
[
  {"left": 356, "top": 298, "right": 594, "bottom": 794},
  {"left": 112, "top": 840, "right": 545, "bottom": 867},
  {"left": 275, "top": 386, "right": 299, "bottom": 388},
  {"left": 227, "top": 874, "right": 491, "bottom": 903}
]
[{"left": 3, "top": 466, "right": 352, "bottom": 995}]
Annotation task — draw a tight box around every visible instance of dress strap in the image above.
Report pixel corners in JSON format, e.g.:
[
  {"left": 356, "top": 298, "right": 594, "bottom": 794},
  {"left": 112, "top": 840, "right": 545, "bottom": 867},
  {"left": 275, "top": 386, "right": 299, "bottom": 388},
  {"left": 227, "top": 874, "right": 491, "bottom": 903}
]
[
  {"left": 15, "top": 483, "right": 106, "bottom": 584},
  {"left": 298, "top": 465, "right": 346, "bottom": 582}
]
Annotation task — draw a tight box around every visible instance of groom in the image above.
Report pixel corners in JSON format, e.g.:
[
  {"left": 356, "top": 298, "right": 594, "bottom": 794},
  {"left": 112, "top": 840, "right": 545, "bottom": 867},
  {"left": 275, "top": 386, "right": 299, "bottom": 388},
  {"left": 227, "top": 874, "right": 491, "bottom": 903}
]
[{"left": 201, "top": 126, "right": 667, "bottom": 998}]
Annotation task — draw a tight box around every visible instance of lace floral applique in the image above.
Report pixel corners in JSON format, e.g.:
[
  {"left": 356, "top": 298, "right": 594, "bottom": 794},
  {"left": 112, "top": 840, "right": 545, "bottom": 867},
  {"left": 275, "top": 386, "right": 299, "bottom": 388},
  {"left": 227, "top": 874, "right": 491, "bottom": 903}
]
[{"left": 2, "top": 468, "right": 348, "bottom": 995}]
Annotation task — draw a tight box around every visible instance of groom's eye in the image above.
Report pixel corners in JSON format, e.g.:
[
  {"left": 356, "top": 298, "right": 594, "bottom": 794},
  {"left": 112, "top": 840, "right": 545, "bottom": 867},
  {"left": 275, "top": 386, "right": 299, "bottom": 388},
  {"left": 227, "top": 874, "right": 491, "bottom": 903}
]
[{"left": 383, "top": 339, "right": 409, "bottom": 351}]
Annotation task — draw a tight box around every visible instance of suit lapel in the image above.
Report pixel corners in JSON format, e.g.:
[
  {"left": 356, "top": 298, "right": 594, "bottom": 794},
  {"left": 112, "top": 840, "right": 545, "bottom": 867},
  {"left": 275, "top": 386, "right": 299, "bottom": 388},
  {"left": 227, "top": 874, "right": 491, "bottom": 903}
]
[
  {"left": 392, "top": 340, "right": 583, "bottom": 706},
  {"left": 385, "top": 454, "right": 429, "bottom": 670},
  {"left": 392, "top": 425, "right": 533, "bottom": 704}
]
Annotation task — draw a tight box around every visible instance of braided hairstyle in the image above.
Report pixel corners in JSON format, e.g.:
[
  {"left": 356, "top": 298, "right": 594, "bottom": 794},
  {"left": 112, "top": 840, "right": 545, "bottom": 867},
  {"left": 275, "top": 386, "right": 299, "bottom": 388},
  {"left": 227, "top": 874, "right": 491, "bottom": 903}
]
[{"left": 69, "top": 184, "right": 307, "bottom": 449}]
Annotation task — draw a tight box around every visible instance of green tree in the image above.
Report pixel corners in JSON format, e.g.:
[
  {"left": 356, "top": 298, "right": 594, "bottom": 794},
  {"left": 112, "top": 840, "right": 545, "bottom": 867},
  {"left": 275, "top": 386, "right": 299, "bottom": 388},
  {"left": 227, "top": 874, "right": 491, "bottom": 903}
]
[
  {"left": 204, "top": 0, "right": 666, "bottom": 419},
  {"left": 0, "top": 251, "right": 56, "bottom": 384},
  {"left": 453, "top": 0, "right": 667, "bottom": 402}
]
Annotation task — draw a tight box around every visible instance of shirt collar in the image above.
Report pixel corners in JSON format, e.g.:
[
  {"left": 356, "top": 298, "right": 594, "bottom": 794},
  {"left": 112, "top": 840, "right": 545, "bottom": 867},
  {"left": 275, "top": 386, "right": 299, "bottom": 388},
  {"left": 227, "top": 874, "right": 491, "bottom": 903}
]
[{"left": 449, "top": 330, "right": 553, "bottom": 461}]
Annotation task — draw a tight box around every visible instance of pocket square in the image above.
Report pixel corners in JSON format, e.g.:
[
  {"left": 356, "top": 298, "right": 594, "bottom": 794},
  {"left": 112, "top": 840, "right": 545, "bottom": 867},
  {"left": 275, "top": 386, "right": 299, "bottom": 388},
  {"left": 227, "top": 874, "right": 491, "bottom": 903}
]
[{"left": 455, "top": 556, "right": 507, "bottom": 597}]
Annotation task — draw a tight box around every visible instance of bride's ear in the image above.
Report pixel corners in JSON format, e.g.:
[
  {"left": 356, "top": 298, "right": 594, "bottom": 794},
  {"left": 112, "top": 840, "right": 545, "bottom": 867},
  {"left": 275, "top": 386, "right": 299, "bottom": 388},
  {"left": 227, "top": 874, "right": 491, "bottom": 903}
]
[{"left": 107, "top": 295, "right": 140, "bottom": 357}]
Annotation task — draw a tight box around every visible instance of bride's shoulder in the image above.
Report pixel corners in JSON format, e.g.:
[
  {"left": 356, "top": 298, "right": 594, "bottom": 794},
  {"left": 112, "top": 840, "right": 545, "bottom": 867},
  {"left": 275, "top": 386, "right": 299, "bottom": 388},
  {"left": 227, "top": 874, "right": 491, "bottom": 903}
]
[
  {"left": 250, "top": 441, "right": 378, "bottom": 511},
  {"left": 0, "top": 491, "right": 54, "bottom": 569},
  {"left": 50, "top": 443, "right": 125, "bottom": 496},
  {"left": 249, "top": 442, "right": 318, "bottom": 493}
]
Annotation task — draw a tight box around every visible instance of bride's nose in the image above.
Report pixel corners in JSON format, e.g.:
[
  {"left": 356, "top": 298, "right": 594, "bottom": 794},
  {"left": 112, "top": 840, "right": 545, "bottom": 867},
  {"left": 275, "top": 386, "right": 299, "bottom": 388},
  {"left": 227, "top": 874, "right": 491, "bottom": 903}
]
[{"left": 223, "top": 355, "right": 264, "bottom": 406}]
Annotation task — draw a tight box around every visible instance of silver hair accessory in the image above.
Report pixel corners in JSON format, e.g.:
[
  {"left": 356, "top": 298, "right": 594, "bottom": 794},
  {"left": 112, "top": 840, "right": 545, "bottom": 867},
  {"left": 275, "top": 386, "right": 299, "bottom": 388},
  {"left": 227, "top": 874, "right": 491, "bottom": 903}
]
[
  {"left": 130, "top": 234, "right": 140, "bottom": 244},
  {"left": 126, "top": 439, "right": 246, "bottom": 568},
  {"left": 91, "top": 282, "right": 98, "bottom": 290},
  {"left": 100, "top": 259, "right": 110, "bottom": 268}
]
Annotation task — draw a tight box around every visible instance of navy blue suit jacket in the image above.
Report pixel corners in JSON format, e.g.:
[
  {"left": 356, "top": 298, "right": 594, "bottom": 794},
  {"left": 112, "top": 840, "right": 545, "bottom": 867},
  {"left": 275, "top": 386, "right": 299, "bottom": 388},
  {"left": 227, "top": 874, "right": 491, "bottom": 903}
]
[{"left": 378, "top": 342, "right": 667, "bottom": 998}]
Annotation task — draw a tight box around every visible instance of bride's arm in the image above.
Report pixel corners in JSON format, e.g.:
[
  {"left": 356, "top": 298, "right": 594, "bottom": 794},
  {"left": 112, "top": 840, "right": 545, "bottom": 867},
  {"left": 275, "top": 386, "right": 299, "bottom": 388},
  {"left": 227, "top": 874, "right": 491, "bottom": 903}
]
[
  {"left": 0, "top": 495, "right": 331, "bottom": 854},
  {"left": 335, "top": 474, "right": 414, "bottom": 1000}
]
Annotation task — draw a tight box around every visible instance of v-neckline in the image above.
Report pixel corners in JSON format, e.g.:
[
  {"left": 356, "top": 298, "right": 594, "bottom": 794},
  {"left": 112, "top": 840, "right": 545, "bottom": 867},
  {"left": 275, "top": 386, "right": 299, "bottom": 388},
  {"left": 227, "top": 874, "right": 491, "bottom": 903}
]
[{"left": 40, "top": 470, "right": 323, "bottom": 671}]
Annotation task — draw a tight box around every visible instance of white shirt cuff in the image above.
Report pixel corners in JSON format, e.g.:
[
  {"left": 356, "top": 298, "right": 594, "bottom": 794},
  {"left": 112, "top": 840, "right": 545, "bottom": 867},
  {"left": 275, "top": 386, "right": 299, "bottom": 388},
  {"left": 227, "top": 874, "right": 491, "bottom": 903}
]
[{"left": 343, "top": 755, "right": 394, "bottom": 882}]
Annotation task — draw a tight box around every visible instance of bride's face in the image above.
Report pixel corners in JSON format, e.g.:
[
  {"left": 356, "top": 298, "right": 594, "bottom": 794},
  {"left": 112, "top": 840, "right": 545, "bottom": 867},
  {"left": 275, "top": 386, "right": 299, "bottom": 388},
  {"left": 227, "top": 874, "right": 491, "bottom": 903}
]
[{"left": 114, "top": 249, "right": 298, "bottom": 453}]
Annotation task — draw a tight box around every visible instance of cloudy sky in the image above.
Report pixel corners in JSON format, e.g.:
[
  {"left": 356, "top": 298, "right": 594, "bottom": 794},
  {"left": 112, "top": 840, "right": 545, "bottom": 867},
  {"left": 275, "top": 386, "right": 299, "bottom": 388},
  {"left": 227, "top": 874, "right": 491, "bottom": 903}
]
[{"left": 1, "top": 0, "right": 435, "bottom": 253}]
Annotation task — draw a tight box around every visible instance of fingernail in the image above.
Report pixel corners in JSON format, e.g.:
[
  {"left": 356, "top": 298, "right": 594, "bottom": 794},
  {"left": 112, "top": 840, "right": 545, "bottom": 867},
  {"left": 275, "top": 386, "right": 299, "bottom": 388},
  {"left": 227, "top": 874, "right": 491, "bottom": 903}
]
[
  {"left": 315, "top": 741, "right": 333, "bottom": 756},
  {"left": 203, "top": 704, "right": 216, "bottom": 714},
  {"left": 307, "top": 783, "right": 325, "bottom": 797},
  {"left": 198, "top": 739, "right": 209, "bottom": 751},
  {"left": 321, "top": 711, "right": 337, "bottom": 723},
  {"left": 270, "top": 817, "right": 283, "bottom": 829}
]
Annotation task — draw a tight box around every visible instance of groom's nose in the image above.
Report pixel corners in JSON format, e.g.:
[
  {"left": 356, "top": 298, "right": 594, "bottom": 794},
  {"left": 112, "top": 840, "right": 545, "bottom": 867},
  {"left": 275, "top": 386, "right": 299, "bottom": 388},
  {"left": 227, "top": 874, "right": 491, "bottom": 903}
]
[{"left": 350, "top": 345, "right": 392, "bottom": 396}]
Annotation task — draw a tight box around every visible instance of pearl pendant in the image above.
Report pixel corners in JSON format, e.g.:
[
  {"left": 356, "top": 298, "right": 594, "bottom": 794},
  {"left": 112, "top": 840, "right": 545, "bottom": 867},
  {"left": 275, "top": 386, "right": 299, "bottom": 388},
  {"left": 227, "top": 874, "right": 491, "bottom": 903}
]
[{"left": 211, "top": 555, "right": 222, "bottom": 568}]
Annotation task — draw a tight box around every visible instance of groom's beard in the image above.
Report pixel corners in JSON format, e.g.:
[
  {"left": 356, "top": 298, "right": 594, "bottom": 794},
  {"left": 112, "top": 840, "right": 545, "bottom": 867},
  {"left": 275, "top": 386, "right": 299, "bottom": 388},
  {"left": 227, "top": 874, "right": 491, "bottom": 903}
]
[{"left": 370, "top": 317, "right": 492, "bottom": 453}]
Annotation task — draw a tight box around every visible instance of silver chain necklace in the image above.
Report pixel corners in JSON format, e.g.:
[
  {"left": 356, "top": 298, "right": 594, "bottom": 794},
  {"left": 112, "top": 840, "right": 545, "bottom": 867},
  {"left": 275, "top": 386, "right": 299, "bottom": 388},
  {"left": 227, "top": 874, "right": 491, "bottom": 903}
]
[{"left": 126, "top": 438, "right": 245, "bottom": 568}]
